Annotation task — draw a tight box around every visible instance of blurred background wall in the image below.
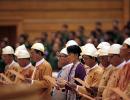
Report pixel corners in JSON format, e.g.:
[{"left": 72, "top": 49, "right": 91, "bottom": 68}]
[
  {"left": 0, "top": 0, "right": 130, "bottom": 70},
  {"left": 0, "top": 0, "right": 129, "bottom": 43}
]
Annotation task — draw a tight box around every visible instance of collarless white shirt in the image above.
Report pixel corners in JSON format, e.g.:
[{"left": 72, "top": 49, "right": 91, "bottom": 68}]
[
  {"left": 86, "top": 63, "right": 99, "bottom": 74},
  {"left": 8, "top": 60, "right": 16, "bottom": 68},
  {"left": 31, "top": 59, "right": 44, "bottom": 84},
  {"left": 24, "top": 63, "right": 32, "bottom": 69},
  {"left": 35, "top": 58, "right": 45, "bottom": 67},
  {"left": 117, "top": 61, "right": 126, "bottom": 68},
  {"left": 90, "top": 63, "right": 98, "bottom": 71}
]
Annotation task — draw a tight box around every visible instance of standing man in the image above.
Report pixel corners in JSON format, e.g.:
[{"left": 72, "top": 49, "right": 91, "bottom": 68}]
[{"left": 31, "top": 43, "right": 52, "bottom": 100}]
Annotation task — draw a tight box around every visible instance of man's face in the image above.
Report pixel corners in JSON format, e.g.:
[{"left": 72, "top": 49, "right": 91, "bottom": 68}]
[
  {"left": 57, "top": 53, "right": 68, "bottom": 68},
  {"left": 2, "top": 54, "right": 11, "bottom": 64},
  {"left": 120, "top": 44, "right": 129, "bottom": 58},
  {"left": 82, "top": 55, "right": 95, "bottom": 67},
  {"left": 17, "top": 58, "right": 26, "bottom": 67},
  {"left": 30, "top": 49, "right": 39, "bottom": 62},
  {"left": 67, "top": 53, "right": 77, "bottom": 63},
  {"left": 98, "top": 55, "right": 109, "bottom": 67},
  {"left": 109, "top": 54, "right": 121, "bottom": 66}
]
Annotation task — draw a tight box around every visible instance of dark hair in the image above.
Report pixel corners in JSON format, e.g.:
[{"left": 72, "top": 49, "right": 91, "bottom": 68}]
[
  {"left": 18, "top": 58, "right": 30, "bottom": 61},
  {"left": 19, "top": 33, "right": 28, "bottom": 41},
  {"left": 127, "top": 44, "right": 130, "bottom": 48},
  {"left": 80, "top": 58, "right": 85, "bottom": 64},
  {"left": 67, "top": 45, "right": 81, "bottom": 57},
  {"left": 8, "top": 54, "right": 15, "bottom": 59},
  {"left": 34, "top": 49, "right": 44, "bottom": 56}
]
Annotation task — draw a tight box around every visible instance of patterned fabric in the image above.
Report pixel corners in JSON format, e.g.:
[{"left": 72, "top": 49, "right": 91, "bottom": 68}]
[
  {"left": 116, "top": 62, "right": 130, "bottom": 99},
  {"left": 5, "top": 61, "right": 21, "bottom": 82},
  {"left": 77, "top": 64, "right": 104, "bottom": 100},
  {"left": 4, "top": 61, "right": 21, "bottom": 73},
  {"left": 85, "top": 64, "right": 104, "bottom": 87},
  {"left": 102, "top": 67, "right": 121, "bottom": 100},
  {"left": 20, "top": 64, "right": 34, "bottom": 79},
  {"left": 97, "top": 66, "right": 114, "bottom": 97}
]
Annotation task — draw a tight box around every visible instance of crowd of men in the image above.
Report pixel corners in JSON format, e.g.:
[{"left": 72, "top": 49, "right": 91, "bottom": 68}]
[
  {"left": 0, "top": 36, "right": 129, "bottom": 100},
  {"left": 1, "top": 20, "right": 129, "bottom": 71}
]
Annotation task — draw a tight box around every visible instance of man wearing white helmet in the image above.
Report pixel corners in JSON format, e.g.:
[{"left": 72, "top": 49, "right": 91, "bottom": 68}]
[
  {"left": 73, "top": 44, "right": 103, "bottom": 99},
  {"left": 114, "top": 37, "right": 130, "bottom": 99},
  {"left": 108, "top": 44, "right": 125, "bottom": 68},
  {"left": 15, "top": 44, "right": 35, "bottom": 66},
  {"left": 97, "top": 42, "right": 110, "bottom": 50},
  {"left": 80, "top": 43, "right": 96, "bottom": 73},
  {"left": 15, "top": 49, "right": 34, "bottom": 80},
  {"left": 1, "top": 46, "right": 21, "bottom": 82},
  {"left": 57, "top": 48, "right": 73, "bottom": 80},
  {"left": 102, "top": 44, "right": 126, "bottom": 99},
  {"left": 52, "top": 41, "right": 78, "bottom": 100},
  {"left": 31, "top": 43, "right": 52, "bottom": 100},
  {"left": 97, "top": 46, "right": 111, "bottom": 68},
  {"left": 52, "top": 48, "right": 73, "bottom": 100},
  {"left": 97, "top": 46, "right": 113, "bottom": 97},
  {"left": 2, "top": 46, "right": 20, "bottom": 73}
]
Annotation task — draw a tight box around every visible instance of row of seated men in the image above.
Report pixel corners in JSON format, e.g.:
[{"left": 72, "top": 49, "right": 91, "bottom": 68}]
[
  {"left": 0, "top": 43, "right": 52, "bottom": 100},
  {"left": 0, "top": 37, "right": 130, "bottom": 100},
  {"left": 52, "top": 38, "right": 130, "bottom": 100}
]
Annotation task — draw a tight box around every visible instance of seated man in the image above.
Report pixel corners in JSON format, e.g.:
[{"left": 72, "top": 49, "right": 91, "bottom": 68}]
[
  {"left": 15, "top": 49, "right": 34, "bottom": 83},
  {"left": 31, "top": 43, "right": 52, "bottom": 100},
  {"left": 52, "top": 47, "right": 73, "bottom": 100},
  {"left": 2, "top": 46, "right": 21, "bottom": 82}
]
